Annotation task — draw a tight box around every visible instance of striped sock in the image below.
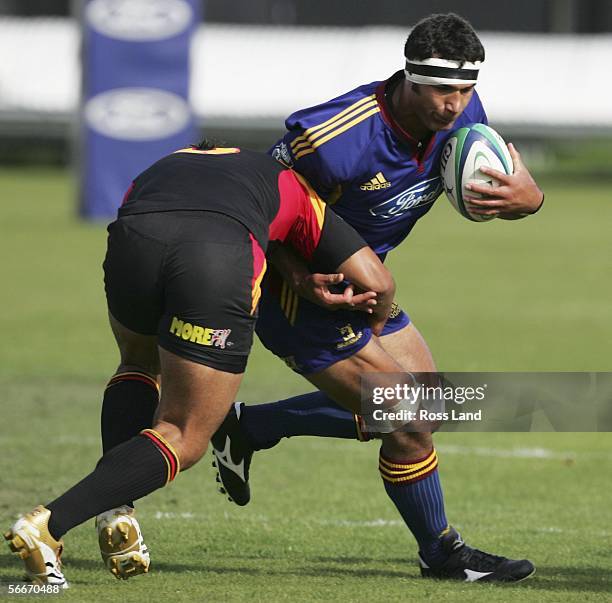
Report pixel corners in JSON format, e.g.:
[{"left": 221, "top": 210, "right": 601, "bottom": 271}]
[
  {"left": 379, "top": 448, "right": 450, "bottom": 567},
  {"left": 139, "top": 429, "right": 180, "bottom": 484},
  {"left": 47, "top": 429, "right": 179, "bottom": 540}
]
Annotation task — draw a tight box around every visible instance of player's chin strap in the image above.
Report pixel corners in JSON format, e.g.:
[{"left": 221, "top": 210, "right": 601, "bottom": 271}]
[{"left": 404, "top": 57, "right": 481, "bottom": 85}]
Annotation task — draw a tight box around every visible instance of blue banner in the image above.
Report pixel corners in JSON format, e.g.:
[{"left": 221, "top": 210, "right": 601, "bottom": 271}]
[{"left": 80, "top": 0, "right": 201, "bottom": 219}]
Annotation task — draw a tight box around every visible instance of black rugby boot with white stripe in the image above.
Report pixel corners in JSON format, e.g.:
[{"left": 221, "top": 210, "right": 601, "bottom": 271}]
[
  {"left": 419, "top": 527, "right": 535, "bottom": 583},
  {"left": 211, "top": 402, "right": 252, "bottom": 506}
]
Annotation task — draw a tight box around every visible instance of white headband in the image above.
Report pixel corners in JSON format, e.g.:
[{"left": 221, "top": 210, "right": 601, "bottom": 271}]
[{"left": 404, "top": 57, "right": 482, "bottom": 85}]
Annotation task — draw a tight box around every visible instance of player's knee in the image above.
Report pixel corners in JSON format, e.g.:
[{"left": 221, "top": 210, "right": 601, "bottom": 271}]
[
  {"left": 116, "top": 349, "right": 160, "bottom": 376},
  {"left": 149, "top": 419, "right": 209, "bottom": 471},
  {"left": 116, "top": 362, "right": 159, "bottom": 381},
  {"left": 382, "top": 429, "right": 432, "bottom": 458}
]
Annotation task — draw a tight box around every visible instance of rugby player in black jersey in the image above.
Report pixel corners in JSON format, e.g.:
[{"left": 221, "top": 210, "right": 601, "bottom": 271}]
[{"left": 4, "top": 142, "right": 394, "bottom": 587}]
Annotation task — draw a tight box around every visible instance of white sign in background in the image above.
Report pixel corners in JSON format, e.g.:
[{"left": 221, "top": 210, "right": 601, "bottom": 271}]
[{"left": 0, "top": 18, "right": 610, "bottom": 129}]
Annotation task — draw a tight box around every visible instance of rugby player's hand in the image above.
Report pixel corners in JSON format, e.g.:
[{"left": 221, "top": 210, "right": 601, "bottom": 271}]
[
  {"left": 335, "top": 248, "right": 395, "bottom": 336},
  {"left": 297, "top": 273, "right": 378, "bottom": 312},
  {"left": 464, "top": 143, "right": 544, "bottom": 219}
]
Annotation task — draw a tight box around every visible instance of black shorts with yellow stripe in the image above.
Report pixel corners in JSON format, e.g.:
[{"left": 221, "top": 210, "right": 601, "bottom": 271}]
[{"left": 103, "top": 211, "right": 266, "bottom": 374}]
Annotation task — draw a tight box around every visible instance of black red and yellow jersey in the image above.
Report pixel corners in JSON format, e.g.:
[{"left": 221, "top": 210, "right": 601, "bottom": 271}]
[{"left": 118, "top": 147, "right": 365, "bottom": 270}]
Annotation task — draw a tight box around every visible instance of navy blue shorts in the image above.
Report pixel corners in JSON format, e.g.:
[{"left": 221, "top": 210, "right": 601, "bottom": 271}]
[{"left": 255, "top": 270, "right": 410, "bottom": 375}]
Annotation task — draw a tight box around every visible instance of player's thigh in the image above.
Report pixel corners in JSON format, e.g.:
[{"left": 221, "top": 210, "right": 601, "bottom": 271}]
[
  {"left": 305, "top": 337, "right": 405, "bottom": 414},
  {"left": 153, "top": 347, "right": 243, "bottom": 469},
  {"left": 379, "top": 323, "right": 437, "bottom": 450},
  {"left": 379, "top": 322, "right": 437, "bottom": 372}
]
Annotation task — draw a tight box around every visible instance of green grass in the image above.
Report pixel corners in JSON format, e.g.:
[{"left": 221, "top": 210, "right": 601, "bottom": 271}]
[
  {"left": 530, "top": 140, "right": 612, "bottom": 182},
  {"left": 0, "top": 167, "right": 611, "bottom": 601}
]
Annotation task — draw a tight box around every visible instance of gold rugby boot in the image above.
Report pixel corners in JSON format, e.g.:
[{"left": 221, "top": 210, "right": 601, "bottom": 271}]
[
  {"left": 4, "top": 505, "right": 68, "bottom": 588},
  {"left": 96, "top": 505, "right": 150, "bottom": 579}
]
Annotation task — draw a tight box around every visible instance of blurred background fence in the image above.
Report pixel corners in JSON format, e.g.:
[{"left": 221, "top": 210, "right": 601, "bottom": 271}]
[{"left": 0, "top": 0, "right": 611, "bottom": 173}]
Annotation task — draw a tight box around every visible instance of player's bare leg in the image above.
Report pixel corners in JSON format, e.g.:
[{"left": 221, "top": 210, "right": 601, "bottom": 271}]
[
  {"left": 153, "top": 348, "right": 243, "bottom": 468},
  {"left": 95, "top": 314, "right": 160, "bottom": 579},
  {"left": 304, "top": 334, "right": 432, "bottom": 456},
  {"left": 304, "top": 336, "right": 449, "bottom": 569},
  {"left": 379, "top": 322, "right": 436, "bottom": 372},
  {"left": 5, "top": 344, "right": 241, "bottom": 585},
  {"left": 376, "top": 323, "right": 436, "bottom": 457},
  {"left": 305, "top": 335, "right": 534, "bottom": 582}
]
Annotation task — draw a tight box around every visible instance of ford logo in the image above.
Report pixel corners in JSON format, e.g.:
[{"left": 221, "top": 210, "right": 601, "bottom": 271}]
[
  {"left": 369, "top": 177, "right": 442, "bottom": 219},
  {"left": 86, "top": 0, "right": 193, "bottom": 41},
  {"left": 85, "top": 88, "right": 191, "bottom": 140}
]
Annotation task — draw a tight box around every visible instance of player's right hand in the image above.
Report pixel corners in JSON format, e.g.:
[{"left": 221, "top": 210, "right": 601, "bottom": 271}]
[{"left": 297, "top": 273, "right": 378, "bottom": 312}]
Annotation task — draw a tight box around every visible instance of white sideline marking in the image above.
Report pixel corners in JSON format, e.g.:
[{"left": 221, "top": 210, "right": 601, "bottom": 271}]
[
  {"left": 146, "top": 513, "right": 612, "bottom": 537},
  {"left": 148, "top": 512, "right": 405, "bottom": 528},
  {"left": 154, "top": 511, "right": 195, "bottom": 520},
  {"left": 0, "top": 434, "right": 605, "bottom": 463},
  {"left": 305, "top": 440, "right": 595, "bottom": 461},
  {"left": 147, "top": 511, "right": 612, "bottom": 538},
  {"left": 317, "top": 519, "right": 404, "bottom": 528},
  {"left": 435, "top": 444, "right": 578, "bottom": 461}
]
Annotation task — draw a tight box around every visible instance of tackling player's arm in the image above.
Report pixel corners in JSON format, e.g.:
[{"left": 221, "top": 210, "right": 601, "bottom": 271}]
[
  {"left": 334, "top": 245, "right": 395, "bottom": 337},
  {"left": 267, "top": 243, "right": 378, "bottom": 312},
  {"left": 276, "top": 170, "right": 395, "bottom": 336},
  {"left": 302, "top": 216, "right": 395, "bottom": 337},
  {"left": 295, "top": 206, "right": 395, "bottom": 337}
]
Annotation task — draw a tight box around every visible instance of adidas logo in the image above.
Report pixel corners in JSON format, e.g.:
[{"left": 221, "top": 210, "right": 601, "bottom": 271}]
[{"left": 360, "top": 172, "right": 391, "bottom": 191}]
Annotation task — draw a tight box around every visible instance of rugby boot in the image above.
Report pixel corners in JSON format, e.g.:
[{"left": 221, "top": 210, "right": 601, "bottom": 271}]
[
  {"left": 419, "top": 527, "right": 535, "bottom": 582},
  {"left": 211, "top": 402, "right": 252, "bottom": 506},
  {"left": 4, "top": 505, "right": 68, "bottom": 588},
  {"left": 96, "top": 505, "right": 150, "bottom": 580}
]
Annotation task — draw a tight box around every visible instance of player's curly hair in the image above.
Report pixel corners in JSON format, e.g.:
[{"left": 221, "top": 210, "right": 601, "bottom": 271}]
[
  {"left": 404, "top": 13, "right": 484, "bottom": 65},
  {"left": 193, "top": 138, "right": 217, "bottom": 150}
]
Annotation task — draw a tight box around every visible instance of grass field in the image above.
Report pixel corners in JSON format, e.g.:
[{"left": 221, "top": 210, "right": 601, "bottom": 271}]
[{"left": 0, "top": 167, "right": 611, "bottom": 601}]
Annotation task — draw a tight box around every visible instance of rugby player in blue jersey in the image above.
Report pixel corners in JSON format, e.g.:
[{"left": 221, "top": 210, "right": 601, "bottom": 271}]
[{"left": 212, "top": 13, "right": 544, "bottom": 582}]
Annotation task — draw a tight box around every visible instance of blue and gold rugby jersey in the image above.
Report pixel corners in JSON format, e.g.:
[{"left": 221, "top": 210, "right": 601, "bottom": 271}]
[{"left": 270, "top": 70, "right": 487, "bottom": 255}]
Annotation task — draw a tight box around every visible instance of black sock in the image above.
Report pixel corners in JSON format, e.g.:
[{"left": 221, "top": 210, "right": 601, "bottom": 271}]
[
  {"left": 101, "top": 372, "right": 159, "bottom": 507},
  {"left": 47, "top": 429, "right": 179, "bottom": 540},
  {"left": 102, "top": 372, "right": 159, "bottom": 453}
]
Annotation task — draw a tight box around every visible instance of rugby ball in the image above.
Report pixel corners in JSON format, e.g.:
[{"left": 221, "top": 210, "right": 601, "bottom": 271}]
[{"left": 440, "top": 123, "right": 513, "bottom": 222}]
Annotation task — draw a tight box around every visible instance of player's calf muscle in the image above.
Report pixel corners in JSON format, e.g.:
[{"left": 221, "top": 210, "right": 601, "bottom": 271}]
[{"left": 155, "top": 349, "right": 243, "bottom": 470}]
